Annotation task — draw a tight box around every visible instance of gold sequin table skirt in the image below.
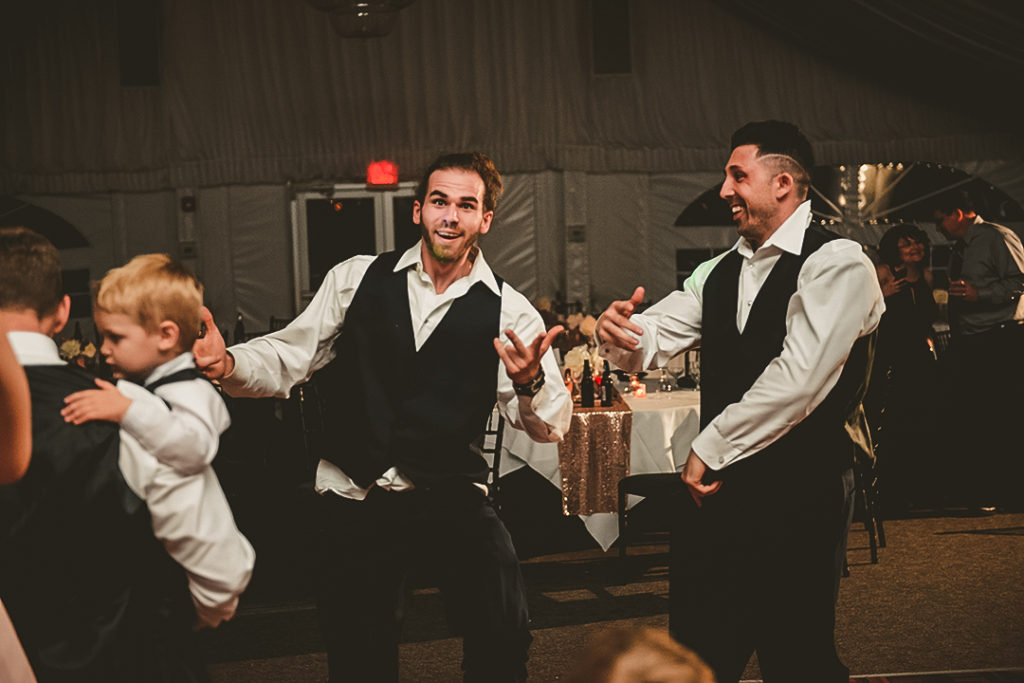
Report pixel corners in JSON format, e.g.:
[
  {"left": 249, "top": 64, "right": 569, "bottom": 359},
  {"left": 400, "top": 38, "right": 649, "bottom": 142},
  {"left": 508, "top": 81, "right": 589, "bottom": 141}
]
[{"left": 557, "top": 391, "right": 632, "bottom": 515}]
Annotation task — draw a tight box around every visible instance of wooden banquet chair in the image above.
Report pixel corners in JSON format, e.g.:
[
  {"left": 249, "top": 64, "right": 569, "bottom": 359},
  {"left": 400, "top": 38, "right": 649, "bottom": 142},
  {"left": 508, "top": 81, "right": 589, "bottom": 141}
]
[
  {"left": 616, "top": 472, "right": 684, "bottom": 582},
  {"left": 481, "top": 409, "right": 506, "bottom": 514},
  {"left": 855, "top": 455, "right": 886, "bottom": 564}
]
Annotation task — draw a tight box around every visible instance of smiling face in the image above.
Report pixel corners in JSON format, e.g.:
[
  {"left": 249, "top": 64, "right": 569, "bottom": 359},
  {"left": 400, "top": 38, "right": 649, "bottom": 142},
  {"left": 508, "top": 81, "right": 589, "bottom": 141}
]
[
  {"left": 897, "top": 235, "right": 926, "bottom": 265},
  {"left": 719, "top": 144, "right": 788, "bottom": 250},
  {"left": 95, "top": 310, "right": 172, "bottom": 381},
  {"left": 413, "top": 167, "right": 493, "bottom": 267}
]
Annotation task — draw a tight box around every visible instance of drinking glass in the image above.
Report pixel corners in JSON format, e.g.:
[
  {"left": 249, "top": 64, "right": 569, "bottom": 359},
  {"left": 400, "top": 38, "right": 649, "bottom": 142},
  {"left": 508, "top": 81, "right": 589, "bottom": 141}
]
[{"left": 667, "top": 351, "right": 696, "bottom": 389}]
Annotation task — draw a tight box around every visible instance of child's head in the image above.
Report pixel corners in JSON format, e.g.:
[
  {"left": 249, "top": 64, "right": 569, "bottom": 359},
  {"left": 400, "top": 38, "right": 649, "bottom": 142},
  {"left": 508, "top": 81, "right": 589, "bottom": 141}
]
[
  {"left": 566, "top": 627, "right": 714, "bottom": 683},
  {"left": 94, "top": 254, "right": 203, "bottom": 380}
]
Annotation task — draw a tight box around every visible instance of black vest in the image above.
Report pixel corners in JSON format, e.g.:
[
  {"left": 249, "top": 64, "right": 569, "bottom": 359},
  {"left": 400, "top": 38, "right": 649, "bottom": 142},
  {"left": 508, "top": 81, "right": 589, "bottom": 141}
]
[
  {"left": 315, "top": 251, "right": 503, "bottom": 488},
  {"left": 700, "top": 226, "right": 874, "bottom": 479},
  {"left": 0, "top": 364, "right": 204, "bottom": 683}
]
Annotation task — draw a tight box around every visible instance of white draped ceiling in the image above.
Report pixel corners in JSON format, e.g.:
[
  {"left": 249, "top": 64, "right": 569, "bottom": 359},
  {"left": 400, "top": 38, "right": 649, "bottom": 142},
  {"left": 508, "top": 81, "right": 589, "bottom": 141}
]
[
  {"left": 3, "top": 0, "right": 1021, "bottom": 194},
  {"left": 3, "top": 0, "right": 1022, "bottom": 329}
]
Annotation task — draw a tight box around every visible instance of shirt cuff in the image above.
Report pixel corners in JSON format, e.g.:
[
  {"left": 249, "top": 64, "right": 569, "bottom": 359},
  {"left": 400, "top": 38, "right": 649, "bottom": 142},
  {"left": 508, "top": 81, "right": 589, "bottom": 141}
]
[
  {"left": 117, "top": 380, "right": 158, "bottom": 435},
  {"left": 691, "top": 422, "right": 743, "bottom": 471}
]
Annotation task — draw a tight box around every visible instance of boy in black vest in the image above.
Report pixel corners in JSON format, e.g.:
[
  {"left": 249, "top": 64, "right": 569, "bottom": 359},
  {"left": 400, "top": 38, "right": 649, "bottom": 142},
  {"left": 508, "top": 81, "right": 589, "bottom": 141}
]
[
  {"left": 597, "top": 122, "right": 884, "bottom": 682},
  {"left": 194, "top": 152, "right": 573, "bottom": 681},
  {"left": 60, "top": 253, "right": 230, "bottom": 478},
  {"left": 0, "top": 227, "right": 255, "bottom": 682}
]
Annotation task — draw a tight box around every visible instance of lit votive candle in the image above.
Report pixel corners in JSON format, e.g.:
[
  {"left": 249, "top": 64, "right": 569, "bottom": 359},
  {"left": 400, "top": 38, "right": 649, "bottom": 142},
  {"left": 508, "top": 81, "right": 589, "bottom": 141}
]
[{"left": 634, "top": 384, "right": 647, "bottom": 398}]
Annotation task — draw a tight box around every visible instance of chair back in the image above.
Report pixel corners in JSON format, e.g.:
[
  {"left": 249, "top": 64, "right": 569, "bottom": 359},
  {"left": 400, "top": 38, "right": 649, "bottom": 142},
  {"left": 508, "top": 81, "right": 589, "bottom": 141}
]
[{"left": 481, "top": 408, "right": 506, "bottom": 511}]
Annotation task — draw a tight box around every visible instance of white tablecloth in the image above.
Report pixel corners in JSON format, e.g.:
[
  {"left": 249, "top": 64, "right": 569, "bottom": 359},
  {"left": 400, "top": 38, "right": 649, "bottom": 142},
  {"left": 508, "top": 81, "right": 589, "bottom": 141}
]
[{"left": 500, "top": 381, "right": 700, "bottom": 550}]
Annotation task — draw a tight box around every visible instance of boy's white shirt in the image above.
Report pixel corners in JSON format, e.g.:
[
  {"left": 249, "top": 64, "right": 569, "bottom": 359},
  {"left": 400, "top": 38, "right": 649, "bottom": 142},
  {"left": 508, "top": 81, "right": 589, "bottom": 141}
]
[
  {"left": 7, "top": 332, "right": 253, "bottom": 629},
  {"left": 118, "top": 351, "right": 230, "bottom": 475}
]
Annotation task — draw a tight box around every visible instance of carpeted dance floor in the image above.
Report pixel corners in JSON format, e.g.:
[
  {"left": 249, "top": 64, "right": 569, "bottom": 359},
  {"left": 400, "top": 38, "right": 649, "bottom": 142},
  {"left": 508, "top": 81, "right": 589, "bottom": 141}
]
[{"left": 201, "top": 468, "right": 1024, "bottom": 682}]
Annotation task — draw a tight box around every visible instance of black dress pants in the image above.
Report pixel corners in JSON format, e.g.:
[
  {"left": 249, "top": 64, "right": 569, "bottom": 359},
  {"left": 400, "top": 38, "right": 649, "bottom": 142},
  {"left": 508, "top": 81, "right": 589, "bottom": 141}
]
[
  {"left": 670, "top": 455, "right": 850, "bottom": 683},
  {"left": 316, "top": 481, "right": 531, "bottom": 682},
  {"left": 948, "top": 323, "right": 1024, "bottom": 509}
]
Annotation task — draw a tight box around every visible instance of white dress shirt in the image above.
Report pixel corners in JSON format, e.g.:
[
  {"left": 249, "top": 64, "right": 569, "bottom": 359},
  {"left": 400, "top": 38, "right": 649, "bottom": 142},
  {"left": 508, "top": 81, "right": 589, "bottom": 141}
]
[
  {"left": 600, "top": 201, "right": 885, "bottom": 471},
  {"left": 8, "top": 331, "right": 255, "bottom": 628},
  {"left": 118, "top": 351, "right": 231, "bottom": 475},
  {"left": 221, "top": 243, "right": 573, "bottom": 499}
]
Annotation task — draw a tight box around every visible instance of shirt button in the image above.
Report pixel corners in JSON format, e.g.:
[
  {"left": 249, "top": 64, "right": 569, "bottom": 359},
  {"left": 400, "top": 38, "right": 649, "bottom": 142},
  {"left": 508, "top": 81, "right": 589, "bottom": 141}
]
[{"left": 718, "top": 457, "right": 724, "bottom": 464}]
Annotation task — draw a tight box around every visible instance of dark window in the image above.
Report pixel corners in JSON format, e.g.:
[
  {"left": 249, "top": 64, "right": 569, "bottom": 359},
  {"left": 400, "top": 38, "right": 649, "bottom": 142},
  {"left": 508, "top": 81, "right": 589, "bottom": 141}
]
[
  {"left": 63, "top": 268, "right": 92, "bottom": 319},
  {"left": 305, "top": 198, "right": 376, "bottom": 292}
]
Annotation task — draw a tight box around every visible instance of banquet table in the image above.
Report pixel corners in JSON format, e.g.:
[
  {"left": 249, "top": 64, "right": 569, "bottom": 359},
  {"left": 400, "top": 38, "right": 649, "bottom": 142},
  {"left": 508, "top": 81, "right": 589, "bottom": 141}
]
[{"left": 498, "top": 378, "right": 701, "bottom": 551}]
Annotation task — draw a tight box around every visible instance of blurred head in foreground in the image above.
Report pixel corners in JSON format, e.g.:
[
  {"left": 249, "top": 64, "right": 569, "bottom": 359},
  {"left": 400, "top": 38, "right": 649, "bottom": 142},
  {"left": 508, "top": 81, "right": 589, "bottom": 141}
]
[{"left": 566, "top": 626, "right": 715, "bottom": 683}]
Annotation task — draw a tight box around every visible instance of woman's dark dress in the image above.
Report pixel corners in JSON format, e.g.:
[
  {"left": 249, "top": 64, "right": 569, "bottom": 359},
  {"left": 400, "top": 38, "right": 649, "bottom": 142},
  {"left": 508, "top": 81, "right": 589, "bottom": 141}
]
[{"left": 865, "top": 269, "right": 939, "bottom": 512}]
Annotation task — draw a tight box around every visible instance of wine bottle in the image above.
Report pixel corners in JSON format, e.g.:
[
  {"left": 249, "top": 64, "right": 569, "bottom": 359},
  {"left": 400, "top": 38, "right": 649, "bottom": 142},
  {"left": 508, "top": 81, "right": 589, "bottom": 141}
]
[
  {"left": 600, "top": 360, "right": 614, "bottom": 407},
  {"left": 580, "top": 359, "right": 595, "bottom": 407}
]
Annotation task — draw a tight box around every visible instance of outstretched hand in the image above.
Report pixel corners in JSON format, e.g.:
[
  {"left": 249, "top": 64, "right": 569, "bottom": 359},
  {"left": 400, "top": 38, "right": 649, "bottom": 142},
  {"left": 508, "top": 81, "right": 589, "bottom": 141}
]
[
  {"left": 193, "top": 306, "right": 234, "bottom": 379},
  {"left": 494, "top": 325, "right": 563, "bottom": 385},
  {"left": 596, "top": 286, "right": 645, "bottom": 351},
  {"left": 62, "top": 378, "right": 131, "bottom": 425}
]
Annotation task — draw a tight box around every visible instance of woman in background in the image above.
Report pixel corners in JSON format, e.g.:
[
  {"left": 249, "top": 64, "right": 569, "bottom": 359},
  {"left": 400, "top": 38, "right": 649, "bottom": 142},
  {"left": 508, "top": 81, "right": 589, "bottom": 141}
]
[{"left": 866, "top": 223, "right": 940, "bottom": 514}]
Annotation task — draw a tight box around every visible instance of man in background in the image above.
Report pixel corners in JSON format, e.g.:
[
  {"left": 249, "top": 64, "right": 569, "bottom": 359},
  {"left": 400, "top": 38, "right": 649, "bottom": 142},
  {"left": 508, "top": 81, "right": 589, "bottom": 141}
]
[{"left": 933, "top": 189, "right": 1024, "bottom": 512}]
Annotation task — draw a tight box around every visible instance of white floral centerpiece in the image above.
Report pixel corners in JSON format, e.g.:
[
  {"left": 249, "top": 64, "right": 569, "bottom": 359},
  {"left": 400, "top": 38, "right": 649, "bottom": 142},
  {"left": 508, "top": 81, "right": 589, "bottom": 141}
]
[{"left": 561, "top": 342, "right": 603, "bottom": 379}]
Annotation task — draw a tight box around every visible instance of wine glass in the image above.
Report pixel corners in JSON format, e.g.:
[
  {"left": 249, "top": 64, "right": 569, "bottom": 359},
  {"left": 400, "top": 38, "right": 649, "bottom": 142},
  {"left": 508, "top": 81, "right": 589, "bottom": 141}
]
[
  {"left": 658, "top": 368, "right": 673, "bottom": 392},
  {"left": 666, "top": 351, "right": 695, "bottom": 389}
]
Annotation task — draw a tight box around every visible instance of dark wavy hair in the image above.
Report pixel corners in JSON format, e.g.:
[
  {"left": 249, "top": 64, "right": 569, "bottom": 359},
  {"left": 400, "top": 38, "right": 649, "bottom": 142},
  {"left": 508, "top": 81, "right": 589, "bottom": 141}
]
[
  {"left": 415, "top": 152, "right": 504, "bottom": 214},
  {"left": 877, "top": 223, "right": 930, "bottom": 269}
]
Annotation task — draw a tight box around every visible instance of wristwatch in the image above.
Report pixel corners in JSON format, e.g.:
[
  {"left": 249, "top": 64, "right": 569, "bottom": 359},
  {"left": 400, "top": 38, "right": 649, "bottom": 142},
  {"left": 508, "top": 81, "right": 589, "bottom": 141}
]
[{"left": 512, "top": 370, "right": 545, "bottom": 397}]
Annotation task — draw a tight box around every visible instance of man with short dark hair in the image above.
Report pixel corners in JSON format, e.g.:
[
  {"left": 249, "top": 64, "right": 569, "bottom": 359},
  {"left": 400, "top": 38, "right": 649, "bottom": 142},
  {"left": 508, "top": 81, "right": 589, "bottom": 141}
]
[
  {"left": 194, "top": 152, "right": 572, "bottom": 681},
  {"left": 933, "top": 189, "right": 1024, "bottom": 511},
  {"left": 597, "top": 121, "right": 884, "bottom": 682},
  {"left": 0, "top": 227, "right": 254, "bottom": 682}
]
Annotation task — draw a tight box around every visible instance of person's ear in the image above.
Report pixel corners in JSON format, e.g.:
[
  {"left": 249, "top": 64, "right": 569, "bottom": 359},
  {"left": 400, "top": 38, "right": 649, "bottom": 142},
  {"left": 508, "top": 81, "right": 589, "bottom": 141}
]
[
  {"left": 48, "top": 295, "right": 71, "bottom": 336},
  {"left": 157, "top": 320, "right": 181, "bottom": 352},
  {"left": 479, "top": 210, "right": 493, "bottom": 235},
  {"left": 412, "top": 200, "right": 422, "bottom": 225},
  {"left": 774, "top": 172, "right": 794, "bottom": 200}
]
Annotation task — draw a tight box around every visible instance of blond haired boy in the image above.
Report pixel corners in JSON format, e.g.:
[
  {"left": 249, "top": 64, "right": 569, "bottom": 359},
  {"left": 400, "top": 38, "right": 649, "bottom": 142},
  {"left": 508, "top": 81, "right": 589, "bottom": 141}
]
[{"left": 62, "top": 253, "right": 229, "bottom": 475}]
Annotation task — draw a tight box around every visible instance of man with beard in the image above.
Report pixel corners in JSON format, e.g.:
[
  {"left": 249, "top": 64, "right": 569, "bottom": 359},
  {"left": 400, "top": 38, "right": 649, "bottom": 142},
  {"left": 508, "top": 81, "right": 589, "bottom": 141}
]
[
  {"left": 596, "top": 121, "right": 884, "bottom": 682},
  {"left": 194, "top": 152, "right": 572, "bottom": 682}
]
